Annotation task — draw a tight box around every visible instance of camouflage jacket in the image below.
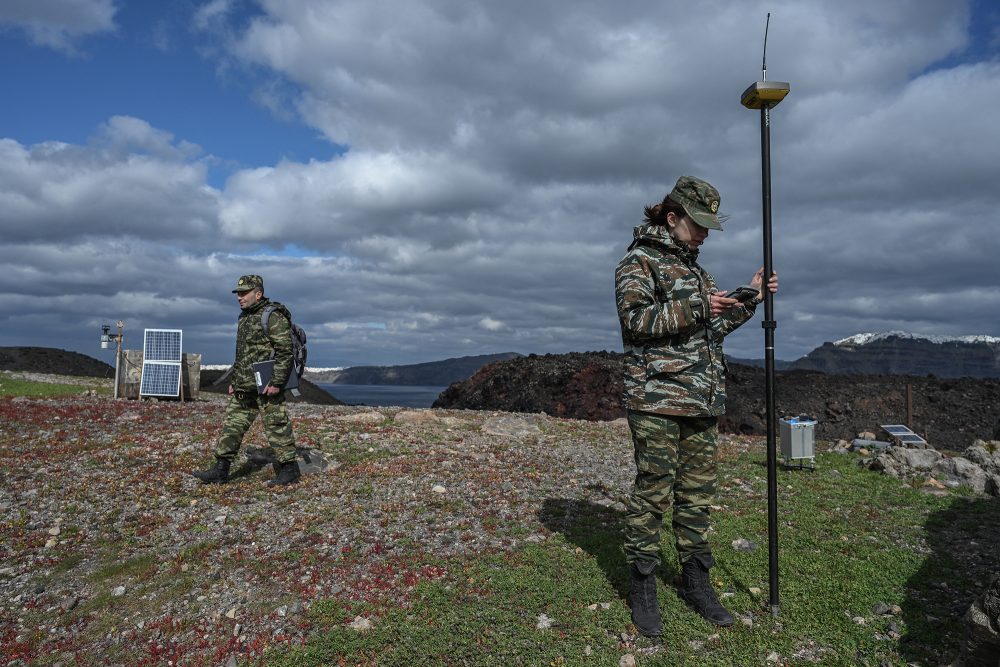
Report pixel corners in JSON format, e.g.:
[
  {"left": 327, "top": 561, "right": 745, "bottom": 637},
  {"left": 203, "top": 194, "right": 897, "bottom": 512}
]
[
  {"left": 615, "top": 224, "right": 758, "bottom": 416},
  {"left": 231, "top": 298, "right": 294, "bottom": 391}
]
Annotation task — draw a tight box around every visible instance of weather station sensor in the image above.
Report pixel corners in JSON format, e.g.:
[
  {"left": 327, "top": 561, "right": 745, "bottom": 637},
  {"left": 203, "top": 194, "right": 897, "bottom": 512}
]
[
  {"left": 740, "top": 12, "right": 790, "bottom": 620},
  {"left": 100, "top": 320, "right": 125, "bottom": 398}
]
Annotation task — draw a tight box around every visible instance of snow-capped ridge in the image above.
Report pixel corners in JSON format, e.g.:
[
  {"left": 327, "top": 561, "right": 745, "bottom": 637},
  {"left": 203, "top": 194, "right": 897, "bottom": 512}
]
[{"left": 834, "top": 331, "right": 1000, "bottom": 347}]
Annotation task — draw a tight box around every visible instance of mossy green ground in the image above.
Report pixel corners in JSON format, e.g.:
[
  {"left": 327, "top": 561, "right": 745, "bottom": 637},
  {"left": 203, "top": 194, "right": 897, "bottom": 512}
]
[
  {"left": 0, "top": 376, "right": 110, "bottom": 398},
  {"left": 269, "top": 450, "right": 996, "bottom": 666}
]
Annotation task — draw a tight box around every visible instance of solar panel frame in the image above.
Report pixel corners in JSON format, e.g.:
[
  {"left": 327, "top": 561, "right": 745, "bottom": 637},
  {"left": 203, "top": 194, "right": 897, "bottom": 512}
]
[
  {"left": 144, "top": 329, "right": 183, "bottom": 362},
  {"left": 140, "top": 362, "right": 182, "bottom": 397},
  {"left": 140, "top": 329, "right": 183, "bottom": 398},
  {"left": 880, "top": 424, "right": 927, "bottom": 445}
]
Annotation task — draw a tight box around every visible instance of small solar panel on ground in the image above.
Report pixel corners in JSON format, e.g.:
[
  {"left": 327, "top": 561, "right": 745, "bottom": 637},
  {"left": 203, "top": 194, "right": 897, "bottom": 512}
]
[{"left": 879, "top": 424, "right": 927, "bottom": 446}]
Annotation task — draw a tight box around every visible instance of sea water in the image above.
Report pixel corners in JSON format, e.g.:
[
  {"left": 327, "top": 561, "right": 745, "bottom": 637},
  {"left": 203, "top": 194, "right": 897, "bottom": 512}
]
[{"left": 317, "top": 384, "right": 448, "bottom": 408}]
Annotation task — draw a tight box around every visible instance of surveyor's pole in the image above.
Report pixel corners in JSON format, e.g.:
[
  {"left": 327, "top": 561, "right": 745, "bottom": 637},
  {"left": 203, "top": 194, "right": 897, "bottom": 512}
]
[{"left": 741, "top": 17, "right": 789, "bottom": 617}]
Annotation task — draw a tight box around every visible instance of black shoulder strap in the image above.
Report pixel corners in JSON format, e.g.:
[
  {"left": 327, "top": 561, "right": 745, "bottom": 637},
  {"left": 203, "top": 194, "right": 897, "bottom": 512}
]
[{"left": 260, "top": 304, "right": 276, "bottom": 337}]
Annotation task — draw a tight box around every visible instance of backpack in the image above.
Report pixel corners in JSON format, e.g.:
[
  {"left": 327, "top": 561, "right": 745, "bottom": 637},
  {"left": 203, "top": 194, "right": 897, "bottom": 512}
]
[{"left": 261, "top": 303, "right": 307, "bottom": 397}]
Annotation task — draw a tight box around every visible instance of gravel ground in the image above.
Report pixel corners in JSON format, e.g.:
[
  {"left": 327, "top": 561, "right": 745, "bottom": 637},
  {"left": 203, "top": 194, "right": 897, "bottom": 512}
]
[{"left": 2, "top": 375, "right": 768, "bottom": 666}]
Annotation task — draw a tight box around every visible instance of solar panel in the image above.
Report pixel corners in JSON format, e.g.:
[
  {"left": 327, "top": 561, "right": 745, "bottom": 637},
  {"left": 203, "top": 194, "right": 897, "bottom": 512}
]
[
  {"left": 144, "top": 329, "right": 182, "bottom": 362},
  {"left": 140, "top": 362, "right": 181, "bottom": 397},
  {"left": 141, "top": 329, "right": 183, "bottom": 398},
  {"left": 880, "top": 424, "right": 927, "bottom": 446}
]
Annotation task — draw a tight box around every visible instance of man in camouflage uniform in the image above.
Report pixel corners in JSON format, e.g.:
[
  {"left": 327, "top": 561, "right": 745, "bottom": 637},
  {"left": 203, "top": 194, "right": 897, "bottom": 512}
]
[
  {"left": 615, "top": 176, "right": 778, "bottom": 635},
  {"left": 192, "top": 274, "right": 301, "bottom": 487}
]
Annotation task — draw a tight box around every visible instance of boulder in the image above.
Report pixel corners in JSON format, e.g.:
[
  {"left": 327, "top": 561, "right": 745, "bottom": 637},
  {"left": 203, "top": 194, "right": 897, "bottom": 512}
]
[
  {"left": 962, "top": 443, "right": 1000, "bottom": 476},
  {"left": 931, "top": 457, "right": 989, "bottom": 494},
  {"left": 956, "top": 573, "right": 1000, "bottom": 667},
  {"left": 888, "top": 447, "right": 943, "bottom": 471},
  {"left": 868, "top": 453, "right": 904, "bottom": 478}
]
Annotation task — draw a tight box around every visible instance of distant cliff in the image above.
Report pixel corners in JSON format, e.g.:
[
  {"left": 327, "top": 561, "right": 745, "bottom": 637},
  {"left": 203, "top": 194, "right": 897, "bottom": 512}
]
[
  {"left": 433, "top": 350, "right": 1000, "bottom": 451},
  {"left": 790, "top": 333, "right": 1000, "bottom": 378},
  {"left": 308, "top": 352, "right": 522, "bottom": 386}
]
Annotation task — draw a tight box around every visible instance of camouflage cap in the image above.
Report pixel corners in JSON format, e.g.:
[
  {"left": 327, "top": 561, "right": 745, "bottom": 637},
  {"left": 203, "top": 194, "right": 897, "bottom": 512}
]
[
  {"left": 232, "top": 274, "right": 264, "bottom": 293},
  {"left": 667, "top": 175, "right": 724, "bottom": 230}
]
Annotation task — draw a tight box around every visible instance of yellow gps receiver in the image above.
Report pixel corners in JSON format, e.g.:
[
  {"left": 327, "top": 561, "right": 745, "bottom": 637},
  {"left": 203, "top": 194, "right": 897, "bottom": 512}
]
[{"left": 741, "top": 81, "right": 790, "bottom": 109}]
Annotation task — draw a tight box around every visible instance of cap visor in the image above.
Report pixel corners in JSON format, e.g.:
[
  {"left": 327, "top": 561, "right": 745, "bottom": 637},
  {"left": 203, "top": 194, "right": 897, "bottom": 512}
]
[{"left": 689, "top": 211, "right": 723, "bottom": 230}]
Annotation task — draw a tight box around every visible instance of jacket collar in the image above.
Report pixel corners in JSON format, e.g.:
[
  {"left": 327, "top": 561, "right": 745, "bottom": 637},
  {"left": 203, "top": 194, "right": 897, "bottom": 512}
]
[{"left": 630, "top": 224, "right": 700, "bottom": 262}]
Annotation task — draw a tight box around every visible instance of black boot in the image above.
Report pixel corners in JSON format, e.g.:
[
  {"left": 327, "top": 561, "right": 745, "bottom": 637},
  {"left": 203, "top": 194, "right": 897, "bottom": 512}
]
[
  {"left": 267, "top": 460, "right": 301, "bottom": 487},
  {"left": 192, "top": 458, "right": 230, "bottom": 484},
  {"left": 627, "top": 560, "right": 662, "bottom": 637},
  {"left": 678, "top": 555, "right": 733, "bottom": 627}
]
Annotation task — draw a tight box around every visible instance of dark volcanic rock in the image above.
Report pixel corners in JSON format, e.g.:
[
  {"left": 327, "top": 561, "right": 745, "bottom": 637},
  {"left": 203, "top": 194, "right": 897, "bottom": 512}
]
[
  {"left": 0, "top": 347, "right": 114, "bottom": 378},
  {"left": 433, "top": 351, "right": 622, "bottom": 421},
  {"left": 434, "top": 351, "right": 999, "bottom": 451}
]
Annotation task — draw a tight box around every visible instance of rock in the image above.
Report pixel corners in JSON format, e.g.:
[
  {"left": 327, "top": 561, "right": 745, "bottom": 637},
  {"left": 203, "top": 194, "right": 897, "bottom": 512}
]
[
  {"left": 349, "top": 616, "right": 373, "bottom": 632},
  {"left": 749, "top": 587, "right": 762, "bottom": 597},
  {"left": 931, "top": 457, "right": 988, "bottom": 493},
  {"left": 858, "top": 431, "right": 876, "bottom": 441},
  {"left": 766, "top": 652, "right": 780, "bottom": 663},
  {"left": 431, "top": 485, "right": 446, "bottom": 494},
  {"left": 923, "top": 478, "right": 947, "bottom": 490},
  {"left": 482, "top": 415, "right": 541, "bottom": 438},
  {"left": 868, "top": 453, "right": 903, "bottom": 478},
  {"left": 48, "top": 526, "right": 61, "bottom": 536},
  {"left": 889, "top": 447, "right": 943, "bottom": 471},
  {"left": 957, "top": 573, "right": 1000, "bottom": 667},
  {"left": 986, "top": 474, "right": 1000, "bottom": 497},
  {"left": 739, "top": 613, "right": 753, "bottom": 628},
  {"left": 225, "top": 607, "right": 237, "bottom": 619},
  {"left": 732, "top": 538, "right": 758, "bottom": 553},
  {"left": 226, "top": 655, "right": 238, "bottom": 667},
  {"left": 112, "top": 586, "right": 126, "bottom": 597},
  {"left": 872, "top": 602, "right": 891, "bottom": 616},
  {"left": 620, "top": 655, "right": 637, "bottom": 667},
  {"left": 962, "top": 445, "right": 1000, "bottom": 475},
  {"left": 536, "top": 613, "right": 554, "bottom": 630},
  {"left": 60, "top": 596, "right": 79, "bottom": 612}
]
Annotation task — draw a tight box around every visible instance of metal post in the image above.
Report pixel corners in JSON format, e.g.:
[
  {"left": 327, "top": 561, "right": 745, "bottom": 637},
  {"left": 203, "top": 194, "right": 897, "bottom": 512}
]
[
  {"left": 741, "top": 37, "right": 789, "bottom": 618},
  {"left": 759, "top": 103, "right": 780, "bottom": 618},
  {"left": 906, "top": 383, "right": 913, "bottom": 428}
]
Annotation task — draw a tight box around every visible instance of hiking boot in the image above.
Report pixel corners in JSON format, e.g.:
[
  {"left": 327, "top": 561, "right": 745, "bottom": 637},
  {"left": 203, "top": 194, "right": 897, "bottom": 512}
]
[
  {"left": 627, "top": 560, "right": 662, "bottom": 637},
  {"left": 192, "top": 458, "right": 230, "bottom": 484},
  {"left": 678, "top": 555, "right": 734, "bottom": 627},
  {"left": 266, "top": 460, "right": 301, "bottom": 487}
]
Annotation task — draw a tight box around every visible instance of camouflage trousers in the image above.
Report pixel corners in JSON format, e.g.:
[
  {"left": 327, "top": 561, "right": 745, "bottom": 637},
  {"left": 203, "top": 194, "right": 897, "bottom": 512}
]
[
  {"left": 215, "top": 390, "right": 297, "bottom": 464},
  {"left": 623, "top": 410, "right": 719, "bottom": 566}
]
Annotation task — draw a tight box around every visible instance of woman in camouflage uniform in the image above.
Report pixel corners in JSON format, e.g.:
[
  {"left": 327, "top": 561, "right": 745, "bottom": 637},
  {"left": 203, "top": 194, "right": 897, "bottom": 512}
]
[{"left": 615, "top": 176, "right": 778, "bottom": 635}]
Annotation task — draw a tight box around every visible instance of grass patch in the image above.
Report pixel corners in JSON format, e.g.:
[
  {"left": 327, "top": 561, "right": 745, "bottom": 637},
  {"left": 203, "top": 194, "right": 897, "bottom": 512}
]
[
  {"left": 91, "top": 553, "right": 158, "bottom": 583},
  {"left": 266, "top": 451, "right": 998, "bottom": 666},
  {"left": 0, "top": 377, "right": 109, "bottom": 398}
]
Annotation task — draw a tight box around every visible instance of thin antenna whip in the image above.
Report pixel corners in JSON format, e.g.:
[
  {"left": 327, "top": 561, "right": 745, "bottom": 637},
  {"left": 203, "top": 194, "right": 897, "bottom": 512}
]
[{"left": 762, "top": 12, "right": 770, "bottom": 80}]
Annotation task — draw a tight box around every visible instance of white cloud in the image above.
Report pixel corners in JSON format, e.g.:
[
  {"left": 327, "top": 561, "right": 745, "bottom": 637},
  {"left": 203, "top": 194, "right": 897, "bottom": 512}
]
[
  {"left": 2, "top": 0, "right": 999, "bottom": 366},
  {"left": 0, "top": 0, "right": 117, "bottom": 52}
]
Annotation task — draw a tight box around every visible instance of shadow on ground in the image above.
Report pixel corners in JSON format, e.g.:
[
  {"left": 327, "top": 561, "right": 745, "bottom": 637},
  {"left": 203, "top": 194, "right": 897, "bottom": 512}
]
[
  {"left": 899, "top": 495, "right": 1000, "bottom": 666},
  {"left": 538, "top": 497, "right": 684, "bottom": 602}
]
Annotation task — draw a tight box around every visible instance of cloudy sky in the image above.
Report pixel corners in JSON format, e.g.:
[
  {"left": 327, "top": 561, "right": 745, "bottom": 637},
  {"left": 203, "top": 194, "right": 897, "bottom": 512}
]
[{"left": 2, "top": 0, "right": 998, "bottom": 368}]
